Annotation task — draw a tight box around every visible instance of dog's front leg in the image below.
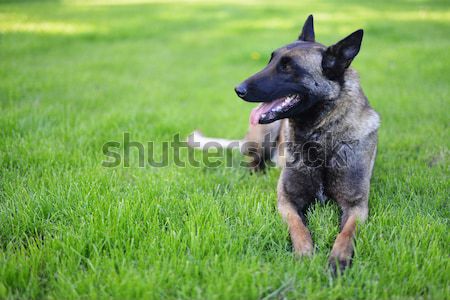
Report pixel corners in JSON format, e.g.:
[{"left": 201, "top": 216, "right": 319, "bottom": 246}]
[
  {"left": 277, "top": 176, "right": 314, "bottom": 256},
  {"left": 328, "top": 203, "right": 368, "bottom": 273},
  {"left": 277, "top": 197, "right": 313, "bottom": 256}
]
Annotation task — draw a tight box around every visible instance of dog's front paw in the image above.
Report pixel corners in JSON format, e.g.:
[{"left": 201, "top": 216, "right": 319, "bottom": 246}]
[
  {"left": 328, "top": 253, "right": 352, "bottom": 275},
  {"left": 294, "top": 246, "right": 313, "bottom": 258},
  {"left": 293, "top": 241, "right": 314, "bottom": 257}
]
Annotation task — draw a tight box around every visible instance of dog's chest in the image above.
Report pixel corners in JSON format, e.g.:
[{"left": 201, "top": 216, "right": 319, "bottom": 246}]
[
  {"left": 316, "top": 182, "right": 328, "bottom": 203},
  {"left": 283, "top": 127, "right": 330, "bottom": 168}
]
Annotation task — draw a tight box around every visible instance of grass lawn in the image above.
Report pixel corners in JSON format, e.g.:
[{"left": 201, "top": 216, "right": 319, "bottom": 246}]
[{"left": 0, "top": 0, "right": 449, "bottom": 299}]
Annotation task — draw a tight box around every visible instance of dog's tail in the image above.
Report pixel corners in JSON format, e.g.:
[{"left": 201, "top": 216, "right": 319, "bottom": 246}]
[{"left": 187, "top": 130, "right": 245, "bottom": 153}]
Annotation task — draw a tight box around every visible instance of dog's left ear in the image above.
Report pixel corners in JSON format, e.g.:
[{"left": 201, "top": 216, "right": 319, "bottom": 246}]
[
  {"left": 322, "top": 29, "right": 364, "bottom": 80},
  {"left": 298, "top": 15, "right": 315, "bottom": 42}
]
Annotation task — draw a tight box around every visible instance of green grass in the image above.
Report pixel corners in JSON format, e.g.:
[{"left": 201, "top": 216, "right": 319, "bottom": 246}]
[{"left": 0, "top": 0, "right": 449, "bottom": 299}]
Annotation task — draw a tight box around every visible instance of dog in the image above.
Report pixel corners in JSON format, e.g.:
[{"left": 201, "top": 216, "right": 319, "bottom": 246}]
[{"left": 188, "top": 15, "right": 379, "bottom": 273}]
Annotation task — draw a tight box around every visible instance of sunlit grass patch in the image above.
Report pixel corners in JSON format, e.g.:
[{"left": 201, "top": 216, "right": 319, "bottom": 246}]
[{"left": 0, "top": 20, "right": 97, "bottom": 34}]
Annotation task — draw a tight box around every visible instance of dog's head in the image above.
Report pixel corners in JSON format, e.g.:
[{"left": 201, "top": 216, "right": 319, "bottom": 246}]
[{"left": 235, "top": 15, "right": 364, "bottom": 125}]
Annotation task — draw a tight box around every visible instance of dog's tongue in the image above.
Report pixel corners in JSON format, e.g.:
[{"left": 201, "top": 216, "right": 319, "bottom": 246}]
[{"left": 249, "top": 99, "right": 283, "bottom": 125}]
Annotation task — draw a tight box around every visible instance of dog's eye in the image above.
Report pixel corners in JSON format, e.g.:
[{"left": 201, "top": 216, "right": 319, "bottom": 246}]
[{"left": 279, "top": 56, "right": 291, "bottom": 71}]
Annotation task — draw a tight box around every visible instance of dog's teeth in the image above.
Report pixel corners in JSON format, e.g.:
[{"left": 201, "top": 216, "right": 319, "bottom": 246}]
[
  {"left": 270, "top": 94, "right": 301, "bottom": 115},
  {"left": 284, "top": 95, "right": 297, "bottom": 103}
]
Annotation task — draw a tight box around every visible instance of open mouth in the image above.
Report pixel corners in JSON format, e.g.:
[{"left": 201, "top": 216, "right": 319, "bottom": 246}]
[{"left": 249, "top": 94, "right": 302, "bottom": 125}]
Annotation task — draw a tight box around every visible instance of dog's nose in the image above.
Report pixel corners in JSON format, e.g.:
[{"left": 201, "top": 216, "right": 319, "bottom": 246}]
[{"left": 235, "top": 84, "right": 247, "bottom": 98}]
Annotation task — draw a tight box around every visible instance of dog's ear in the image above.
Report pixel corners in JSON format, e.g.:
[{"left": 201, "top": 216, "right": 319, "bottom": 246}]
[
  {"left": 298, "top": 15, "right": 315, "bottom": 42},
  {"left": 322, "top": 29, "right": 363, "bottom": 80}
]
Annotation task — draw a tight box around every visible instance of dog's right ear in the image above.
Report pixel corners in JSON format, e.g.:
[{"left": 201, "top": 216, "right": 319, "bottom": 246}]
[
  {"left": 322, "top": 29, "right": 364, "bottom": 80},
  {"left": 298, "top": 15, "right": 315, "bottom": 42}
]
